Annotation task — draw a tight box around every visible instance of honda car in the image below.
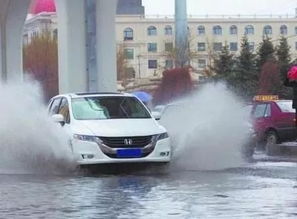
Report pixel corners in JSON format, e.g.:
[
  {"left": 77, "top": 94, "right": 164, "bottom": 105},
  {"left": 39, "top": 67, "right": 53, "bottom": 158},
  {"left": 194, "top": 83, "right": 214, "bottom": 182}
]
[{"left": 48, "top": 92, "right": 171, "bottom": 166}]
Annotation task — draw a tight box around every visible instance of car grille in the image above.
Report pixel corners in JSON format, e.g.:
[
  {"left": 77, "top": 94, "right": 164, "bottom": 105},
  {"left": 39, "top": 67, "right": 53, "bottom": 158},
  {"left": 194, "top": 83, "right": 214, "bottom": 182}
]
[{"left": 99, "top": 136, "right": 153, "bottom": 148}]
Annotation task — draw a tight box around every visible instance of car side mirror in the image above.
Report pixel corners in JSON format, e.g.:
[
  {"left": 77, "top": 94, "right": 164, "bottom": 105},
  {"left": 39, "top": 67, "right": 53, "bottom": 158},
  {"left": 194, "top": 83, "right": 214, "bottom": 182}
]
[
  {"left": 52, "top": 114, "right": 65, "bottom": 126},
  {"left": 151, "top": 111, "right": 161, "bottom": 120}
]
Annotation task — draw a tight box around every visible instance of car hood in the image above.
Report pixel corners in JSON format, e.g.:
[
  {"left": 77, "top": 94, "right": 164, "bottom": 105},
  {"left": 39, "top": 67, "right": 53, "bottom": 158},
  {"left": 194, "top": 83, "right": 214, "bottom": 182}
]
[{"left": 76, "top": 119, "right": 166, "bottom": 137}]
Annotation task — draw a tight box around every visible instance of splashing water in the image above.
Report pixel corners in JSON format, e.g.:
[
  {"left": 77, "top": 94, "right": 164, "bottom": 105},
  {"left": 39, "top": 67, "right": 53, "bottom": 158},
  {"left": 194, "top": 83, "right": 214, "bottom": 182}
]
[
  {"left": 0, "top": 80, "right": 250, "bottom": 174},
  {"left": 159, "top": 83, "right": 251, "bottom": 171},
  {"left": 0, "top": 81, "right": 75, "bottom": 175}
]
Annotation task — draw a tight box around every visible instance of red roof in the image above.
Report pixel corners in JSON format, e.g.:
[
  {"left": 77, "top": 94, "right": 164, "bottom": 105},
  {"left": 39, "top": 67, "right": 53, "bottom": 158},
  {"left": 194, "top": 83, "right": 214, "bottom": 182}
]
[{"left": 30, "top": 0, "right": 56, "bottom": 14}]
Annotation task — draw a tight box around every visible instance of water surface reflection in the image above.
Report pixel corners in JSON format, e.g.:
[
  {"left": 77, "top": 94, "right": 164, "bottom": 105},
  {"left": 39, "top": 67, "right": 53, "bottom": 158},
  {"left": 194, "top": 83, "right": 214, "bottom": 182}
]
[{"left": 1, "top": 161, "right": 297, "bottom": 218}]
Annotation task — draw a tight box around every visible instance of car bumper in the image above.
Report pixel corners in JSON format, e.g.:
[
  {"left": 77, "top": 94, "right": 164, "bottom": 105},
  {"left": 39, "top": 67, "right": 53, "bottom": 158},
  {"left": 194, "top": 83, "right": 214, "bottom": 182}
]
[{"left": 71, "top": 138, "right": 171, "bottom": 165}]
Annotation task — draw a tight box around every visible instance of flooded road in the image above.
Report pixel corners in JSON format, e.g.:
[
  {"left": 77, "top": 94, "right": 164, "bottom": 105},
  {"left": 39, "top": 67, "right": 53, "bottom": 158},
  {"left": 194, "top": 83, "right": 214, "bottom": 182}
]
[{"left": 1, "top": 154, "right": 297, "bottom": 218}]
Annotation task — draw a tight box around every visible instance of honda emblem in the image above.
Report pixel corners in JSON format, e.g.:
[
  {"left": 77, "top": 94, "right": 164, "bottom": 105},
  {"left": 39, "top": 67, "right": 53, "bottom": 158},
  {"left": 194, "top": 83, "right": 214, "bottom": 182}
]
[{"left": 124, "top": 138, "right": 133, "bottom": 145}]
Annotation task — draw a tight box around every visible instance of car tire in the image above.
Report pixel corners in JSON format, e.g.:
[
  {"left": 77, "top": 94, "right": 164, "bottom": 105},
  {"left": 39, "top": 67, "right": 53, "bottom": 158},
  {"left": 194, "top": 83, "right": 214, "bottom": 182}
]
[
  {"left": 265, "top": 130, "right": 280, "bottom": 156},
  {"left": 242, "top": 144, "right": 255, "bottom": 159}
]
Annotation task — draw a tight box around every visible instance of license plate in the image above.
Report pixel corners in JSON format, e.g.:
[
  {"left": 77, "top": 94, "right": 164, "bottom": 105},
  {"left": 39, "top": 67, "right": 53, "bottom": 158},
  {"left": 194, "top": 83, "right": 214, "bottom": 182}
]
[{"left": 117, "top": 149, "right": 142, "bottom": 158}]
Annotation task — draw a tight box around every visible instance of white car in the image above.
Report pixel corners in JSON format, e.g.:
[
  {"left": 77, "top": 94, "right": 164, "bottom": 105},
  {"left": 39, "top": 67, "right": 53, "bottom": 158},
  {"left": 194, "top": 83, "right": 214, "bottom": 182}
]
[{"left": 48, "top": 92, "right": 171, "bottom": 166}]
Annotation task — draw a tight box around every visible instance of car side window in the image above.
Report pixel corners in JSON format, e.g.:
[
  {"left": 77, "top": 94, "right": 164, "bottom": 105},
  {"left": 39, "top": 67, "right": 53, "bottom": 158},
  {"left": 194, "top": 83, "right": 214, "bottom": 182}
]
[
  {"left": 253, "top": 104, "right": 267, "bottom": 118},
  {"left": 264, "top": 104, "right": 271, "bottom": 117},
  {"left": 58, "top": 98, "right": 70, "bottom": 124},
  {"left": 49, "top": 98, "right": 62, "bottom": 116}
]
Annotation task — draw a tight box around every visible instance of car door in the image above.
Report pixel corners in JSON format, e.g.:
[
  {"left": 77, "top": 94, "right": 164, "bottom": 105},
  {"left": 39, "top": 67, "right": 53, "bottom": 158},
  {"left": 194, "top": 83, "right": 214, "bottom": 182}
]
[
  {"left": 274, "top": 101, "right": 296, "bottom": 141},
  {"left": 57, "top": 98, "right": 73, "bottom": 150},
  {"left": 252, "top": 103, "right": 272, "bottom": 138}
]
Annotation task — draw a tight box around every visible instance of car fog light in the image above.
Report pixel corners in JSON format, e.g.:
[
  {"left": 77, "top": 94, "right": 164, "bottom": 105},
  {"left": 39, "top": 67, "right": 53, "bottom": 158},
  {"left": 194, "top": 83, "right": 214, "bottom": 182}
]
[
  {"left": 82, "top": 154, "right": 94, "bottom": 159},
  {"left": 160, "top": 151, "right": 170, "bottom": 157}
]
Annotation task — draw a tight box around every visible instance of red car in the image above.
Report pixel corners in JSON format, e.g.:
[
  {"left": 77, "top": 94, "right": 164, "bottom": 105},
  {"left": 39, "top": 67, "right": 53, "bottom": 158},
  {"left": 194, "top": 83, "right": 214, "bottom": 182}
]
[{"left": 251, "top": 96, "right": 296, "bottom": 147}]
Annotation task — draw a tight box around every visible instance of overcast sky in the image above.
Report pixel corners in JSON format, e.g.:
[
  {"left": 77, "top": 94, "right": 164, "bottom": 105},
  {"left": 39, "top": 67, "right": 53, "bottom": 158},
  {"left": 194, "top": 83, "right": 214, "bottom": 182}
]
[{"left": 142, "top": 0, "right": 297, "bottom": 15}]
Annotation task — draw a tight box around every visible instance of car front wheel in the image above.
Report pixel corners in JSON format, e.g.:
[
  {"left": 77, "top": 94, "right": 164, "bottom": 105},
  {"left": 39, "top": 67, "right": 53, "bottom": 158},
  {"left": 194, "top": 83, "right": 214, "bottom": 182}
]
[{"left": 265, "top": 130, "right": 280, "bottom": 156}]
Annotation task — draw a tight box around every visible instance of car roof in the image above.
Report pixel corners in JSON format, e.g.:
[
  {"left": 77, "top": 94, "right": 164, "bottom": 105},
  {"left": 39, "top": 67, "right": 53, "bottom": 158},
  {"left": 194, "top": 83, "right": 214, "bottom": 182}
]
[
  {"left": 254, "top": 99, "right": 292, "bottom": 104},
  {"left": 52, "top": 92, "right": 134, "bottom": 99},
  {"left": 275, "top": 100, "right": 292, "bottom": 102}
]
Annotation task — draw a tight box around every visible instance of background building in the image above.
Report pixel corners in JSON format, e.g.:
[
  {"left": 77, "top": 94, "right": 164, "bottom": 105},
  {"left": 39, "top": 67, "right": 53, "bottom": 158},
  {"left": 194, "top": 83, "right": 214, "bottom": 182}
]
[
  {"left": 23, "top": 0, "right": 297, "bottom": 83},
  {"left": 23, "top": 12, "right": 57, "bottom": 45},
  {"left": 117, "top": 0, "right": 144, "bottom": 15},
  {"left": 117, "top": 14, "right": 297, "bottom": 80}
]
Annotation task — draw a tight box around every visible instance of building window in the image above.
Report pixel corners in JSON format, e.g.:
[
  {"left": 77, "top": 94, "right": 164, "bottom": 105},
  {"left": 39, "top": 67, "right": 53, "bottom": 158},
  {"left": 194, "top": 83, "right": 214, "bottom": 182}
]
[
  {"left": 198, "top": 59, "right": 207, "bottom": 68},
  {"left": 213, "top": 42, "right": 222, "bottom": 51},
  {"left": 124, "top": 27, "right": 134, "bottom": 41},
  {"left": 248, "top": 42, "right": 255, "bottom": 52},
  {"left": 263, "top": 25, "right": 272, "bottom": 35},
  {"left": 230, "top": 25, "right": 237, "bottom": 35},
  {"left": 165, "top": 25, "right": 173, "bottom": 35},
  {"left": 165, "top": 42, "right": 173, "bottom": 52},
  {"left": 245, "top": 25, "right": 254, "bottom": 35},
  {"left": 295, "top": 42, "right": 297, "bottom": 50},
  {"left": 295, "top": 27, "right": 297, "bottom": 35},
  {"left": 124, "top": 48, "right": 134, "bottom": 60},
  {"left": 165, "top": 60, "right": 174, "bottom": 69},
  {"left": 197, "top": 25, "right": 205, "bottom": 35},
  {"left": 148, "top": 43, "right": 157, "bottom": 52},
  {"left": 230, "top": 42, "right": 238, "bottom": 51},
  {"left": 197, "top": 42, "right": 206, "bottom": 51},
  {"left": 280, "top": 25, "right": 288, "bottom": 35},
  {"left": 213, "top": 25, "right": 222, "bottom": 35},
  {"left": 147, "top": 26, "right": 157, "bottom": 36},
  {"left": 148, "top": 60, "right": 158, "bottom": 69}
]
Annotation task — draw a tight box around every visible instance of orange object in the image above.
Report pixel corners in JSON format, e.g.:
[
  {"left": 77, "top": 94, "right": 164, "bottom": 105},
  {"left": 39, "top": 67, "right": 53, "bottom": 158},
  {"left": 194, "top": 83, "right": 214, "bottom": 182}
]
[{"left": 253, "top": 95, "right": 279, "bottom": 102}]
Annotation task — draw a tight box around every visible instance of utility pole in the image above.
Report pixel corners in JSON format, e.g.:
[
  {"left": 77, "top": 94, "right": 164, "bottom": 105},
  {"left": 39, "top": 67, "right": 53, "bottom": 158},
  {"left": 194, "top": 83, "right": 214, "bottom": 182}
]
[
  {"left": 175, "top": 0, "right": 188, "bottom": 68},
  {"left": 0, "top": 21, "right": 7, "bottom": 81},
  {"left": 85, "top": 0, "right": 98, "bottom": 92}
]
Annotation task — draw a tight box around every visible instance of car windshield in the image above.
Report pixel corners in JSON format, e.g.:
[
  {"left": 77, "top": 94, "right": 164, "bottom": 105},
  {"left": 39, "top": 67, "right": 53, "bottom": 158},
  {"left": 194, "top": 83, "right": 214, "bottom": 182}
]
[
  {"left": 71, "top": 96, "right": 151, "bottom": 120},
  {"left": 276, "top": 101, "right": 295, "bottom": 113}
]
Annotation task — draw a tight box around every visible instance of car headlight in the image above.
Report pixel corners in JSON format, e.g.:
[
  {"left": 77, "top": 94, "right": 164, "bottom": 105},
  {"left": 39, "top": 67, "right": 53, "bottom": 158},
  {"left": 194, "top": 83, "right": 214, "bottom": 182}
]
[
  {"left": 73, "top": 134, "right": 99, "bottom": 142},
  {"left": 156, "top": 132, "right": 169, "bottom": 141}
]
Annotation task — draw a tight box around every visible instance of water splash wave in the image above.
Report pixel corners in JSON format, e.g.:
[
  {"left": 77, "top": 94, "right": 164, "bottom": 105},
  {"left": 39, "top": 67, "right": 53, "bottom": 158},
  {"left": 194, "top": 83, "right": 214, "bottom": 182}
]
[{"left": 0, "top": 81, "right": 75, "bottom": 175}]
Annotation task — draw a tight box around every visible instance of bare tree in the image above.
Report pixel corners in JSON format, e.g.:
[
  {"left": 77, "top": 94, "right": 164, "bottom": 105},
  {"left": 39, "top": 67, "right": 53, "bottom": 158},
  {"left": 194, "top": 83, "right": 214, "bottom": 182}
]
[
  {"left": 258, "top": 61, "right": 281, "bottom": 95},
  {"left": 23, "top": 29, "right": 58, "bottom": 101},
  {"left": 116, "top": 44, "right": 136, "bottom": 87},
  {"left": 163, "top": 34, "right": 200, "bottom": 70}
]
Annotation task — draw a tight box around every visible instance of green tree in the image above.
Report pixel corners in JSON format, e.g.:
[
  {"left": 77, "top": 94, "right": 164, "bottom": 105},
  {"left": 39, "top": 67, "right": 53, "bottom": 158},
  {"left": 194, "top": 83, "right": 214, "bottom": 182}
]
[
  {"left": 256, "top": 37, "right": 275, "bottom": 70},
  {"left": 233, "top": 36, "right": 258, "bottom": 99},
  {"left": 213, "top": 43, "right": 234, "bottom": 82},
  {"left": 276, "top": 36, "right": 291, "bottom": 98}
]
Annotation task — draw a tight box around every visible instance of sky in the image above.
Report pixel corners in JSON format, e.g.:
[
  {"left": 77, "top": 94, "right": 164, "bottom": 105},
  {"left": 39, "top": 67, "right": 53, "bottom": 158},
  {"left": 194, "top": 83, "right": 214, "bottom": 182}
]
[{"left": 142, "top": 0, "right": 297, "bottom": 16}]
